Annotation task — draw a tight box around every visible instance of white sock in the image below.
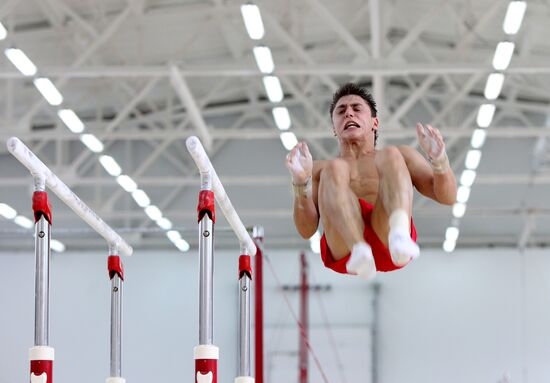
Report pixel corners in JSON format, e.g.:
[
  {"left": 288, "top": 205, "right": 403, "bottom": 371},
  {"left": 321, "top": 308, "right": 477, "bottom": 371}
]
[
  {"left": 346, "top": 242, "right": 376, "bottom": 280},
  {"left": 388, "top": 209, "right": 420, "bottom": 266},
  {"left": 389, "top": 209, "right": 409, "bottom": 233}
]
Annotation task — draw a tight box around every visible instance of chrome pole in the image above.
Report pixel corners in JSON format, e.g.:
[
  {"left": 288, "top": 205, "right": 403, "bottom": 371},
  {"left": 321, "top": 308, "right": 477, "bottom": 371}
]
[{"left": 34, "top": 215, "right": 50, "bottom": 346}]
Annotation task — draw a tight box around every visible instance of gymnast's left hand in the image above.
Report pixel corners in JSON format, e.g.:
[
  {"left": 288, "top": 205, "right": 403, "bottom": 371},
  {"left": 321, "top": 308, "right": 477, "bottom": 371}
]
[
  {"left": 416, "top": 123, "right": 446, "bottom": 162},
  {"left": 286, "top": 142, "right": 313, "bottom": 185}
]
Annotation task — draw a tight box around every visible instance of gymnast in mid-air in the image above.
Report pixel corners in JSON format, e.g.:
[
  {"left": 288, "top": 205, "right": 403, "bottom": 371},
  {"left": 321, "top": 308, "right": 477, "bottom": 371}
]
[{"left": 286, "top": 83, "right": 457, "bottom": 279}]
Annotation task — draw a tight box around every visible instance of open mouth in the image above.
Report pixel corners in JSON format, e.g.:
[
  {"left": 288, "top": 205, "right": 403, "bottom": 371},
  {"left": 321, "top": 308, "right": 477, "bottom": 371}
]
[{"left": 344, "top": 121, "right": 360, "bottom": 130}]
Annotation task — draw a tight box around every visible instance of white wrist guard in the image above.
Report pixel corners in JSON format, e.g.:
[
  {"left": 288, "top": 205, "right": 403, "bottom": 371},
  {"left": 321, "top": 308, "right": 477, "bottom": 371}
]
[
  {"left": 430, "top": 152, "right": 450, "bottom": 174},
  {"left": 292, "top": 176, "right": 312, "bottom": 198}
]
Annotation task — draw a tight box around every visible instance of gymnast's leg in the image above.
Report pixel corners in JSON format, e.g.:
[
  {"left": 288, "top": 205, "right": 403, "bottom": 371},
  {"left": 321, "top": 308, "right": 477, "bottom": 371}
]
[
  {"left": 371, "top": 146, "right": 419, "bottom": 266},
  {"left": 318, "top": 159, "right": 376, "bottom": 279}
]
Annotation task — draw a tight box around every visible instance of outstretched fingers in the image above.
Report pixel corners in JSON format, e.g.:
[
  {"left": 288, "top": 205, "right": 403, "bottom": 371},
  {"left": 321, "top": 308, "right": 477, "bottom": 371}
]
[
  {"left": 286, "top": 145, "right": 299, "bottom": 168},
  {"left": 416, "top": 123, "right": 427, "bottom": 139},
  {"left": 426, "top": 125, "right": 445, "bottom": 147},
  {"left": 301, "top": 142, "right": 312, "bottom": 161}
]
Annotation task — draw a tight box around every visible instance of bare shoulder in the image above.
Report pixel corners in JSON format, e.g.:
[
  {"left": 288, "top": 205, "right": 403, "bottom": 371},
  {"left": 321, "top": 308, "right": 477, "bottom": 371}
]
[
  {"left": 396, "top": 145, "right": 428, "bottom": 164},
  {"left": 312, "top": 160, "right": 328, "bottom": 181},
  {"left": 396, "top": 145, "right": 418, "bottom": 158}
]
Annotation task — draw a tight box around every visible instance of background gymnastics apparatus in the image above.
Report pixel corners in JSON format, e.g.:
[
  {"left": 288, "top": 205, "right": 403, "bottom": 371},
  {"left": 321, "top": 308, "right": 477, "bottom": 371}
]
[
  {"left": 186, "top": 135, "right": 258, "bottom": 383},
  {"left": 7, "top": 137, "right": 133, "bottom": 383}
]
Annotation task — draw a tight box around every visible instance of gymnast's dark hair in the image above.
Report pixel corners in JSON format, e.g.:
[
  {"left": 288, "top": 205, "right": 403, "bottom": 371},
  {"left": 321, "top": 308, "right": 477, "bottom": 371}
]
[{"left": 329, "top": 83, "right": 378, "bottom": 146}]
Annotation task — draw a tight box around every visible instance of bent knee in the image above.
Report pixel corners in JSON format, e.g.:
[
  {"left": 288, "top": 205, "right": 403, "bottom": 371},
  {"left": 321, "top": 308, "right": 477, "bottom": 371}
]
[
  {"left": 325, "top": 158, "right": 349, "bottom": 173},
  {"left": 375, "top": 146, "right": 405, "bottom": 167},
  {"left": 321, "top": 158, "right": 350, "bottom": 182},
  {"left": 377, "top": 146, "right": 402, "bottom": 159}
]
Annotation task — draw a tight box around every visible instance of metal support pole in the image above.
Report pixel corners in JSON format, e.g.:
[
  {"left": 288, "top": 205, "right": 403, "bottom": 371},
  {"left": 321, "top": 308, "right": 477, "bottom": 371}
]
[
  {"left": 253, "top": 227, "right": 264, "bottom": 383},
  {"left": 107, "top": 247, "right": 125, "bottom": 383},
  {"left": 198, "top": 213, "right": 214, "bottom": 345},
  {"left": 236, "top": 247, "right": 253, "bottom": 383},
  {"left": 194, "top": 170, "right": 219, "bottom": 383},
  {"left": 110, "top": 274, "right": 123, "bottom": 376},
  {"left": 299, "top": 252, "right": 309, "bottom": 383},
  {"left": 30, "top": 183, "right": 54, "bottom": 383},
  {"left": 34, "top": 215, "right": 50, "bottom": 346},
  {"left": 238, "top": 275, "right": 251, "bottom": 376}
]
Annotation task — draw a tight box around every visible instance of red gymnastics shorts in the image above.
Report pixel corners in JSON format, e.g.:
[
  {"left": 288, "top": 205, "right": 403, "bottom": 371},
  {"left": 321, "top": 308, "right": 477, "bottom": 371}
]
[{"left": 320, "top": 199, "right": 417, "bottom": 274}]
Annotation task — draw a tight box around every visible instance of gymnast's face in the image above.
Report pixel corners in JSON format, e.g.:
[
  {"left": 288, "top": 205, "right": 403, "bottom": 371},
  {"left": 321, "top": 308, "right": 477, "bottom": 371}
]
[{"left": 331, "top": 95, "right": 378, "bottom": 142}]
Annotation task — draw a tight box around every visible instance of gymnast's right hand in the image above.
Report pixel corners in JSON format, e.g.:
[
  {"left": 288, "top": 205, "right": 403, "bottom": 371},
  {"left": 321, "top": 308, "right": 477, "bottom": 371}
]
[{"left": 285, "top": 142, "right": 313, "bottom": 185}]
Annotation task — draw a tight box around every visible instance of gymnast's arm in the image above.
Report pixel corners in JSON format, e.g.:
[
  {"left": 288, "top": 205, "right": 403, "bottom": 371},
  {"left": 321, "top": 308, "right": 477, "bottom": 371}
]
[
  {"left": 292, "top": 161, "right": 322, "bottom": 239},
  {"left": 398, "top": 145, "right": 457, "bottom": 205},
  {"left": 398, "top": 123, "right": 457, "bottom": 205},
  {"left": 286, "top": 142, "right": 320, "bottom": 239}
]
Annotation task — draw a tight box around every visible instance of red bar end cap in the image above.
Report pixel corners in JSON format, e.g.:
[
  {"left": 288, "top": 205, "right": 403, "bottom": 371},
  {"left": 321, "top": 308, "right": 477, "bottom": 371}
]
[
  {"left": 108, "top": 255, "right": 124, "bottom": 281},
  {"left": 197, "top": 190, "right": 216, "bottom": 223},
  {"left": 239, "top": 255, "right": 252, "bottom": 279},
  {"left": 32, "top": 191, "right": 52, "bottom": 224}
]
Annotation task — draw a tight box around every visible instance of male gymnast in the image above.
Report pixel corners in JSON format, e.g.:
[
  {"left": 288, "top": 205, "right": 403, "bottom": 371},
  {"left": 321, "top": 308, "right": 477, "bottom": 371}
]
[{"left": 286, "top": 83, "right": 457, "bottom": 279}]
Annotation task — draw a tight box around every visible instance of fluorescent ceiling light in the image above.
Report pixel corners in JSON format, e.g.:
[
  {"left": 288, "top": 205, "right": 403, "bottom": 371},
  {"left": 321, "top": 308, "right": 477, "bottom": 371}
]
[
  {"left": 452, "top": 203, "right": 466, "bottom": 218},
  {"left": 33, "top": 78, "right": 63, "bottom": 106},
  {"left": 443, "top": 239, "right": 456, "bottom": 253},
  {"left": 280, "top": 132, "right": 298, "bottom": 151},
  {"left": 132, "top": 189, "right": 150, "bottom": 208},
  {"left": 14, "top": 215, "right": 33, "bottom": 229},
  {"left": 471, "top": 129, "right": 487, "bottom": 149},
  {"left": 80, "top": 134, "right": 104, "bottom": 153},
  {"left": 4, "top": 48, "right": 37, "bottom": 76},
  {"left": 0, "top": 203, "right": 17, "bottom": 219},
  {"left": 492, "top": 42, "right": 515, "bottom": 70},
  {"left": 240, "top": 3, "right": 265, "bottom": 40},
  {"left": 484, "top": 73, "right": 505, "bottom": 100},
  {"left": 476, "top": 104, "right": 496, "bottom": 128},
  {"left": 51, "top": 239, "right": 66, "bottom": 253},
  {"left": 503, "top": 1, "right": 527, "bottom": 35},
  {"left": 0, "top": 22, "right": 7, "bottom": 40},
  {"left": 144, "top": 205, "right": 162, "bottom": 221},
  {"left": 253, "top": 46, "right": 274, "bottom": 74},
  {"left": 99, "top": 155, "right": 122, "bottom": 177},
  {"left": 460, "top": 169, "right": 477, "bottom": 187},
  {"left": 445, "top": 227, "right": 460, "bottom": 242},
  {"left": 58, "top": 109, "right": 85, "bottom": 133},
  {"left": 116, "top": 175, "right": 138, "bottom": 192},
  {"left": 175, "top": 238, "right": 190, "bottom": 252},
  {"left": 272, "top": 107, "right": 291, "bottom": 130},
  {"left": 456, "top": 186, "right": 471, "bottom": 204},
  {"left": 156, "top": 217, "right": 173, "bottom": 230},
  {"left": 262, "top": 76, "right": 283, "bottom": 102},
  {"left": 465, "top": 150, "right": 482, "bottom": 170},
  {"left": 167, "top": 230, "right": 181, "bottom": 243}
]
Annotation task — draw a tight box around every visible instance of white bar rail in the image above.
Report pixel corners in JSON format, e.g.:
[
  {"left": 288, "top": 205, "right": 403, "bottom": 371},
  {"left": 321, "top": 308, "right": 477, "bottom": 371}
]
[
  {"left": 186, "top": 136, "right": 256, "bottom": 256},
  {"left": 7, "top": 137, "right": 133, "bottom": 257}
]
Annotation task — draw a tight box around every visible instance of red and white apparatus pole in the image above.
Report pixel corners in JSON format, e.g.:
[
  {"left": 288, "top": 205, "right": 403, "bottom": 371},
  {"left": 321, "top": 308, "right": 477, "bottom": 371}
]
[
  {"left": 253, "top": 227, "right": 264, "bottom": 383},
  {"left": 30, "top": 178, "right": 54, "bottom": 383},
  {"left": 299, "top": 252, "right": 309, "bottom": 383},
  {"left": 106, "top": 249, "right": 125, "bottom": 383},
  {"left": 194, "top": 170, "right": 218, "bottom": 383},
  {"left": 186, "top": 136, "right": 257, "bottom": 383},
  {"left": 7, "top": 137, "right": 133, "bottom": 383},
  {"left": 235, "top": 248, "right": 254, "bottom": 383}
]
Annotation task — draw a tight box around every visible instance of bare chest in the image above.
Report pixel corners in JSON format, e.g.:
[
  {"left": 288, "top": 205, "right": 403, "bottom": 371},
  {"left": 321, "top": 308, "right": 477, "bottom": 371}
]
[{"left": 347, "top": 159, "right": 379, "bottom": 201}]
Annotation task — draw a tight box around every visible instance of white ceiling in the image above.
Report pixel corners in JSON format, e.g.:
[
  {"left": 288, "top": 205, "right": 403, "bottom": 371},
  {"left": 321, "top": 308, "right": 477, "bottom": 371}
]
[{"left": 1, "top": 0, "right": 550, "bottom": 253}]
